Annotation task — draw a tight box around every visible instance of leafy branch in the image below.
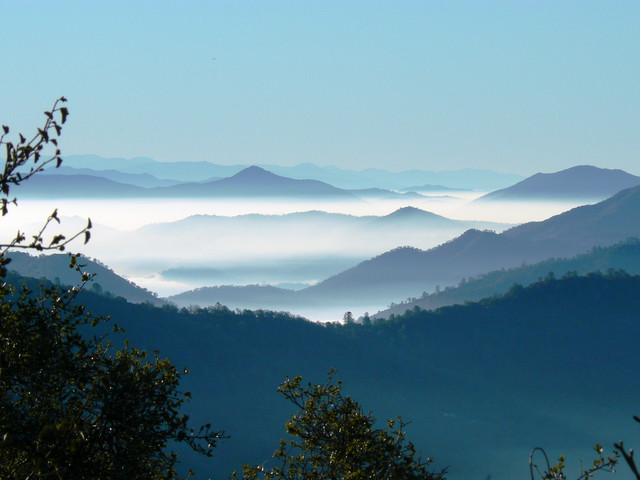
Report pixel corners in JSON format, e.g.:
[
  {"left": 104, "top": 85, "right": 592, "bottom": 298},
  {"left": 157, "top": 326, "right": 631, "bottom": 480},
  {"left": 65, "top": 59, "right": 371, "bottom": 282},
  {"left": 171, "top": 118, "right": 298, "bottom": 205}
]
[
  {"left": 0, "top": 97, "right": 91, "bottom": 263},
  {"left": 614, "top": 416, "right": 640, "bottom": 480},
  {"left": 529, "top": 445, "right": 618, "bottom": 480}
]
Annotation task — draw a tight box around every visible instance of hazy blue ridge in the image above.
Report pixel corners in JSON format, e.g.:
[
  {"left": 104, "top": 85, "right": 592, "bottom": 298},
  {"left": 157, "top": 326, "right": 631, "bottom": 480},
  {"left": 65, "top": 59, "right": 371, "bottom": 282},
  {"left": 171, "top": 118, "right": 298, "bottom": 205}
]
[
  {"left": 41, "top": 165, "right": 186, "bottom": 188},
  {"left": 475, "top": 165, "right": 640, "bottom": 202},
  {"left": 62, "top": 154, "right": 244, "bottom": 182},
  {"left": 62, "top": 154, "right": 523, "bottom": 190},
  {"left": 12, "top": 174, "right": 149, "bottom": 198},
  {"left": 22, "top": 166, "right": 361, "bottom": 199}
]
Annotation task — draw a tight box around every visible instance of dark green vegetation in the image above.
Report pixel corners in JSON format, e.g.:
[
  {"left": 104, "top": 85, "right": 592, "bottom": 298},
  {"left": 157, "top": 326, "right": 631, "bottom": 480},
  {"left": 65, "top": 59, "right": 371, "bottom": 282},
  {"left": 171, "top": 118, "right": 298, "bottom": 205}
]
[
  {"left": 0, "top": 100, "right": 222, "bottom": 479},
  {"left": 11, "top": 268, "right": 634, "bottom": 479},
  {"left": 231, "top": 373, "right": 446, "bottom": 480},
  {"left": 0, "top": 270, "right": 222, "bottom": 479}
]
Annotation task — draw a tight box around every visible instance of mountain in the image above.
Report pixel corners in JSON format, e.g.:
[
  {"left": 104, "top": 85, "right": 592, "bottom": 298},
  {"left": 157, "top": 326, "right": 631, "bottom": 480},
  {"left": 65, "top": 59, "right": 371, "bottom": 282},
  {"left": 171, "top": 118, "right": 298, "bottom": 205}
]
[
  {"left": 128, "top": 166, "right": 360, "bottom": 199},
  {"left": 62, "top": 154, "right": 242, "bottom": 182},
  {"left": 503, "top": 183, "right": 640, "bottom": 250},
  {"left": 291, "top": 184, "right": 640, "bottom": 310},
  {"left": 167, "top": 284, "right": 296, "bottom": 309},
  {"left": 295, "top": 230, "right": 551, "bottom": 307},
  {"left": 345, "top": 188, "right": 426, "bottom": 200},
  {"left": 399, "top": 184, "right": 469, "bottom": 193},
  {"left": 9, "top": 269, "right": 639, "bottom": 480},
  {"left": 155, "top": 208, "right": 508, "bottom": 309},
  {"left": 475, "top": 165, "right": 640, "bottom": 202},
  {"left": 372, "top": 206, "right": 461, "bottom": 227},
  {"left": 6, "top": 252, "right": 164, "bottom": 306},
  {"left": 13, "top": 174, "right": 148, "bottom": 198},
  {"left": 267, "top": 165, "right": 522, "bottom": 190},
  {"left": 42, "top": 165, "right": 185, "bottom": 188},
  {"left": 374, "top": 237, "right": 640, "bottom": 318},
  {"left": 14, "top": 166, "right": 359, "bottom": 199},
  {"left": 62, "top": 155, "right": 523, "bottom": 190}
]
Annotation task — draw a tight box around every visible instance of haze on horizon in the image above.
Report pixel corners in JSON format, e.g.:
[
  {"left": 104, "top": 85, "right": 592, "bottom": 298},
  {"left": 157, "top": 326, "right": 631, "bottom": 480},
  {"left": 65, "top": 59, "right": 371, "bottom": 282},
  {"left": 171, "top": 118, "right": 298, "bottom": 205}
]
[{"left": 3, "top": 1, "right": 639, "bottom": 176}]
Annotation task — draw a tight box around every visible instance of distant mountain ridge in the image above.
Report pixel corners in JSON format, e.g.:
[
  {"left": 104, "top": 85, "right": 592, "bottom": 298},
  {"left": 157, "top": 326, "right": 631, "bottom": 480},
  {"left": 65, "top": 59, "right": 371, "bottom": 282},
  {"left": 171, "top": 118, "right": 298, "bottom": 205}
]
[
  {"left": 61, "top": 154, "right": 523, "bottom": 190},
  {"left": 476, "top": 165, "right": 640, "bottom": 202},
  {"left": 17, "top": 166, "right": 358, "bottom": 199}
]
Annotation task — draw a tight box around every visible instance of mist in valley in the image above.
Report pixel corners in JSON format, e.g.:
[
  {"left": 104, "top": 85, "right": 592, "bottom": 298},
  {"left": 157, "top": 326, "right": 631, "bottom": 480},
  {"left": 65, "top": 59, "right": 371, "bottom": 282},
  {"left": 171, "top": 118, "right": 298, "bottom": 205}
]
[{"left": 0, "top": 190, "right": 603, "bottom": 322}]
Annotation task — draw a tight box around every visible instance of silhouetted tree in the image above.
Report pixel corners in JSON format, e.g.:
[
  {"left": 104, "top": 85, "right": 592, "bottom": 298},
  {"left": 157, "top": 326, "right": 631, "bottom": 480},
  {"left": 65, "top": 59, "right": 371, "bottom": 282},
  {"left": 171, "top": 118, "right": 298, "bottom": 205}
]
[
  {"left": 232, "top": 371, "right": 445, "bottom": 480},
  {"left": 0, "top": 99, "right": 223, "bottom": 479}
]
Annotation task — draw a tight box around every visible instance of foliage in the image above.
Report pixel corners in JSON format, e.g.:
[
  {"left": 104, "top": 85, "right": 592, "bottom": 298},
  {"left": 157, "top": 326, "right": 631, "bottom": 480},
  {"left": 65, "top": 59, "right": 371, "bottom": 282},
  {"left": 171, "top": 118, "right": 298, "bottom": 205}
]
[
  {"left": 0, "top": 96, "right": 91, "bottom": 261},
  {"left": 232, "top": 371, "right": 446, "bottom": 480},
  {"left": 0, "top": 100, "right": 223, "bottom": 479},
  {"left": 614, "top": 415, "right": 640, "bottom": 480},
  {"left": 529, "top": 446, "right": 617, "bottom": 480}
]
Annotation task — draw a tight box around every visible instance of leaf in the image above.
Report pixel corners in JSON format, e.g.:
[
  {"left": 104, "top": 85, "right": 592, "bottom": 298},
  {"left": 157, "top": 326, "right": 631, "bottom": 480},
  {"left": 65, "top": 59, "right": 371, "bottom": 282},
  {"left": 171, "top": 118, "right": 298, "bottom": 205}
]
[
  {"left": 38, "top": 128, "right": 49, "bottom": 143},
  {"left": 60, "top": 107, "right": 69, "bottom": 124},
  {"left": 49, "top": 234, "right": 66, "bottom": 246},
  {"left": 2, "top": 125, "right": 7, "bottom": 134},
  {"left": 84, "top": 230, "right": 91, "bottom": 244}
]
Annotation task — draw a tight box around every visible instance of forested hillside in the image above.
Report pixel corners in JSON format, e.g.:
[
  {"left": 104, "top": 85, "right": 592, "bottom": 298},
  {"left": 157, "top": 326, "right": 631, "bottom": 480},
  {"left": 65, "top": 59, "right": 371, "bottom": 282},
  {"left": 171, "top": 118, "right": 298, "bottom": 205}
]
[
  {"left": 7, "top": 269, "right": 638, "bottom": 479},
  {"left": 376, "top": 236, "right": 640, "bottom": 317}
]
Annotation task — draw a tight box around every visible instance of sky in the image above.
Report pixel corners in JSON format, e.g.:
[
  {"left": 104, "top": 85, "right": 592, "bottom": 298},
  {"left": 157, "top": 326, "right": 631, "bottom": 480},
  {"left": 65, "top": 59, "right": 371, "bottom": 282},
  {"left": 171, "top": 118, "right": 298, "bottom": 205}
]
[{"left": 2, "top": 1, "right": 640, "bottom": 176}]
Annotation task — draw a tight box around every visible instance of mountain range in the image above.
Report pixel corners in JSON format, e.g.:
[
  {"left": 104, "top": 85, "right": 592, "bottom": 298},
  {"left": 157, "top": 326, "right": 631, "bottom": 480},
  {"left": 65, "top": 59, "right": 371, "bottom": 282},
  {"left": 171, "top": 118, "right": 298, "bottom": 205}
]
[
  {"left": 168, "top": 183, "right": 640, "bottom": 313},
  {"left": 17, "top": 166, "right": 360, "bottom": 200},
  {"left": 60, "top": 154, "right": 523, "bottom": 190}
]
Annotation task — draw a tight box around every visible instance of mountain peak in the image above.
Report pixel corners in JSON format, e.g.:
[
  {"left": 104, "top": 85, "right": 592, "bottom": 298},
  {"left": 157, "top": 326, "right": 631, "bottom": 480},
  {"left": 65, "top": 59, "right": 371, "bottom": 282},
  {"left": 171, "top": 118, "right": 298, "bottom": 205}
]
[{"left": 230, "top": 165, "right": 280, "bottom": 180}]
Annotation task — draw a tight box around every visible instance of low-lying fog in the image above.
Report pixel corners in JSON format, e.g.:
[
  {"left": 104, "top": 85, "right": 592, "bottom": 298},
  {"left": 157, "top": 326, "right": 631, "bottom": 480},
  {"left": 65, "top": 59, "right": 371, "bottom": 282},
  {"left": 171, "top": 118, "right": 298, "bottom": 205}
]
[{"left": 1, "top": 193, "right": 594, "bottom": 321}]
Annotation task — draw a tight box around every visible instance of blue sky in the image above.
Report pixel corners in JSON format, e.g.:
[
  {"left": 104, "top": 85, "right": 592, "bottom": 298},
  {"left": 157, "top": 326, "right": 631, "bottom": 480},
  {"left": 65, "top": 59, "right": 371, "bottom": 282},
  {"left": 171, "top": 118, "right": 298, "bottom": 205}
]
[{"left": 3, "top": 1, "right": 639, "bottom": 175}]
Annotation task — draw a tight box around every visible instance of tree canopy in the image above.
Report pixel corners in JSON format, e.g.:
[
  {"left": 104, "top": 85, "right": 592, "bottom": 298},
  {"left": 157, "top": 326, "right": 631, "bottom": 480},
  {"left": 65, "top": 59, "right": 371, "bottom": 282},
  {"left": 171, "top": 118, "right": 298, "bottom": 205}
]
[
  {"left": 0, "top": 99, "right": 223, "bottom": 479},
  {"left": 233, "top": 371, "right": 446, "bottom": 480}
]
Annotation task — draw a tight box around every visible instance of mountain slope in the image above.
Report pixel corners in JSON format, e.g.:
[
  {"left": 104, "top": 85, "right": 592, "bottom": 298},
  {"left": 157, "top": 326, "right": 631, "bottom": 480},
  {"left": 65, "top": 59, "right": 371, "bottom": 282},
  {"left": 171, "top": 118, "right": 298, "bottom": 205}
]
[
  {"left": 296, "top": 229, "right": 555, "bottom": 306},
  {"left": 476, "top": 165, "right": 640, "bottom": 202},
  {"left": 9, "top": 269, "right": 638, "bottom": 480},
  {"left": 135, "top": 166, "right": 360, "bottom": 199},
  {"left": 13, "top": 174, "right": 147, "bottom": 198},
  {"left": 43, "top": 166, "right": 184, "bottom": 187},
  {"left": 374, "top": 237, "right": 640, "bottom": 318},
  {"left": 6, "top": 252, "right": 164, "bottom": 305},
  {"left": 295, "top": 184, "right": 640, "bottom": 309},
  {"left": 504, "top": 184, "right": 640, "bottom": 250}
]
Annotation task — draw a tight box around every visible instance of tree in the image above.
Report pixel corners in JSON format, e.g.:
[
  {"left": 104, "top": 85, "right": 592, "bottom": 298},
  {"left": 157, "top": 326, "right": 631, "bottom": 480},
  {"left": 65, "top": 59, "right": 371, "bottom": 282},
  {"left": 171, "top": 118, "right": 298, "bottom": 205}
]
[
  {"left": 0, "top": 99, "right": 223, "bottom": 479},
  {"left": 528, "top": 445, "right": 617, "bottom": 480},
  {"left": 232, "top": 371, "right": 446, "bottom": 480}
]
